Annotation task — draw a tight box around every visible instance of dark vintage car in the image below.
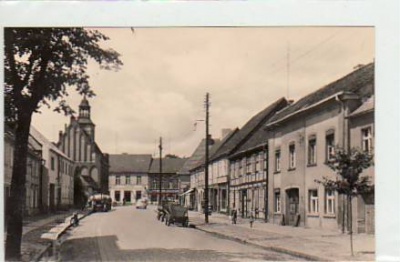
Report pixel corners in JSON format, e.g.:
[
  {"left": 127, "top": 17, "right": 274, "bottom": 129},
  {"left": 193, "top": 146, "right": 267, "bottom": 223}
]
[
  {"left": 88, "top": 194, "right": 112, "bottom": 212},
  {"left": 163, "top": 202, "right": 189, "bottom": 227}
]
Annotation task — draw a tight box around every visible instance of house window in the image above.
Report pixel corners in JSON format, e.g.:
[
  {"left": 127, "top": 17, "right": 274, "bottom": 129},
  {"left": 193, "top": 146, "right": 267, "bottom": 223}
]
[
  {"left": 51, "top": 157, "right": 55, "bottom": 171},
  {"left": 255, "top": 153, "right": 260, "bottom": 173},
  {"left": 137, "top": 176, "right": 142, "bottom": 185},
  {"left": 116, "top": 175, "right": 121, "bottom": 185},
  {"left": 115, "top": 191, "right": 120, "bottom": 202},
  {"left": 326, "top": 132, "right": 335, "bottom": 162},
  {"left": 325, "top": 189, "right": 335, "bottom": 215},
  {"left": 275, "top": 149, "right": 281, "bottom": 172},
  {"left": 309, "top": 190, "right": 319, "bottom": 214},
  {"left": 362, "top": 127, "right": 373, "bottom": 154},
  {"left": 308, "top": 136, "right": 317, "bottom": 165},
  {"left": 246, "top": 157, "right": 252, "bottom": 174},
  {"left": 289, "top": 143, "right": 296, "bottom": 169},
  {"left": 125, "top": 175, "right": 131, "bottom": 185},
  {"left": 274, "top": 190, "right": 281, "bottom": 213}
]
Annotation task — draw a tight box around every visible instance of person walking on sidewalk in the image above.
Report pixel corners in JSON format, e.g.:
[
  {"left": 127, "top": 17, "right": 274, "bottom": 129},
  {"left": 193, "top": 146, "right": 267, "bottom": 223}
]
[
  {"left": 249, "top": 209, "right": 255, "bottom": 228},
  {"left": 231, "top": 206, "right": 237, "bottom": 224}
]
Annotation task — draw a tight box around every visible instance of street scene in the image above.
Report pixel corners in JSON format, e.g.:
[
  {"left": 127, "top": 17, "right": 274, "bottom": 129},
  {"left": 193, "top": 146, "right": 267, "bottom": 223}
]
[
  {"left": 4, "top": 27, "right": 378, "bottom": 261},
  {"left": 59, "top": 206, "right": 303, "bottom": 261}
]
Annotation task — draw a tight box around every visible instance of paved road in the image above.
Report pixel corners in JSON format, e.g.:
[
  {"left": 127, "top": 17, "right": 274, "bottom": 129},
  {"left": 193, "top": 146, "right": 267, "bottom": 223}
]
[{"left": 60, "top": 205, "right": 304, "bottom": 261}]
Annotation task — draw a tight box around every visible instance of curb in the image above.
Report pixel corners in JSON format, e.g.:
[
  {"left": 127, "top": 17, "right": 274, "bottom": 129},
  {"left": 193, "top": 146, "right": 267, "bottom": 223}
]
[
  {"left": 33, "top": 211, "right": 91, "bottom": 262},
  {"left": 193, "top": 225, "right": 329, "bottom": 261}
]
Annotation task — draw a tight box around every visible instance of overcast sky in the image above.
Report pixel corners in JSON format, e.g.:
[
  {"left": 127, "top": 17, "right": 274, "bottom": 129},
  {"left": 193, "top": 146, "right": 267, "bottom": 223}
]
[{"left": 32, "top": 27, "right": 374, "bottom": 157}]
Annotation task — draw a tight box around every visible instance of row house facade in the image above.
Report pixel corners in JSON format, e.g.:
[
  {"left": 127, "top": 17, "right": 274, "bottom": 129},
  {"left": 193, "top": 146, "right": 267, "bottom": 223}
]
[
  {"left": 148, "top": 156, "right": 188, "bottom": 203},
  {"left": 30, "top": 126, "right": 75, "bottom": 211},
  {"left": 108, "top": 154, "right": 152, "bottom": 204},
  {"left": 229, "top": 98, "right": 289, "bottom": 219},
  {"left": 265, "top": 63, "right": 374, "bottom": 232},
  {"left": 187, "top": 137, "right": 220, "bottom": 211},
  {"left": 180, "top": 138, "right": 208, "bottom": 210},
  {"left": 348, "top": 96, "right": 375, "bottom": 234},
  {"left": 4, "top": 126, "right": 42, "bottom": 218},
  {"left": 56, "top": 97, "right": 110, "bottom": 204}
]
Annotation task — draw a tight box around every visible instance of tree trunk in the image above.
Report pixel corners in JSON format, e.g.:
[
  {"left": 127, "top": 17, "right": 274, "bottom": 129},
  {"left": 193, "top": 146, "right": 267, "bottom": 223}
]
[
  {"left": 348, "top": 194, "right": 354, "bottom": 256},
  {"left": 5, "top": 112, "right": 33, "bottom": 261}
]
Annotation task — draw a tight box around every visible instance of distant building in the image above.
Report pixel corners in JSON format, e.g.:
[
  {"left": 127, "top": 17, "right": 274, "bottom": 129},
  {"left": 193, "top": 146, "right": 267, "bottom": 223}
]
[
  {"left": 189, "top": 136, "right": 220, "bottom": 212},
  {"left": 265, "top": 64, "right": 374, "bottom": 231},
  {"left": 56, "top": 97, "right": 110, "bottom": 205},
  {"left": 108, "top": 154, "right": 152, "bottom": 204},
  {"left": 148, "top": 156, "right": 187, "bottom": 203}
]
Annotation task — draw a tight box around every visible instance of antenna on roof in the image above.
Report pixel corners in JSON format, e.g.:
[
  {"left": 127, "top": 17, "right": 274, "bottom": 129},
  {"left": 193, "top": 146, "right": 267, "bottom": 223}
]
[{"left": 287, "top": 41, "right": 291, "bottom": 101}]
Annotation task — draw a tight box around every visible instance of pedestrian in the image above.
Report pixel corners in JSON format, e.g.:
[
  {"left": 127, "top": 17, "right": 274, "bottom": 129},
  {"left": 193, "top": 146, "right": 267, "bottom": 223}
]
[
  {"left": 122, "top": 198, "right": 126, "bottom": 206},
  {"left": 231, "top": 206, "right": 237, "bottom": 224},
  {"left": 250, "top": 209, "right": 255, "bottom": 228}
]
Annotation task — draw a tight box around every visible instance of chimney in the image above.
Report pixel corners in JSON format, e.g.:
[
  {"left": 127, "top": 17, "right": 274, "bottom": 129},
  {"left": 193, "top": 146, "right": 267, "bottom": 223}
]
[{"left": 221, "top": 128, "right": 232, "bottom": 139}]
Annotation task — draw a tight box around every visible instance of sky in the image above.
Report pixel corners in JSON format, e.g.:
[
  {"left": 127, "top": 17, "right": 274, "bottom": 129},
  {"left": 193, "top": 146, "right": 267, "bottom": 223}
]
[{"left": 32, "top": 27, "right": 374, "bottom": 158}]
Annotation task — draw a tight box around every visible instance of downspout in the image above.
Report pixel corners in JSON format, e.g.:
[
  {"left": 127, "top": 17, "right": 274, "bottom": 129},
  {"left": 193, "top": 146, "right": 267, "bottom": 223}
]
[{"left": 335, "top": 94, "right": 346, "bottom": 233}]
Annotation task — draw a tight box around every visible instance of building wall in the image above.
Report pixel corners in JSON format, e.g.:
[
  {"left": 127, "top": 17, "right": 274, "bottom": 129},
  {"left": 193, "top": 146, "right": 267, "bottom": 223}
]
[
  {"left": 268, "top": 101, "right": 343, "bottom": 230},
  {"left": 4, "top": 133, "right": 42, "bottom": 217},
  {"left": 230, "top": 149, "right": 267, "bottom": 219},
  {"left": 349, "top": 111, "right": 375, "bottom": 234},
  {"left": 109, "top": 173, "right": 148, "bottom": 204}
]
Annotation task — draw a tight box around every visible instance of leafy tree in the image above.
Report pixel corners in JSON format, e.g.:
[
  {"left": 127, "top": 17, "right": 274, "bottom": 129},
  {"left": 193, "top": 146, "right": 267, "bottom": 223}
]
[
  {"left": 316, "top": 147, "right": 373, "bottom": 256},
  {"left": 4, "top": 28, "right": 122, "bottom": 260}
]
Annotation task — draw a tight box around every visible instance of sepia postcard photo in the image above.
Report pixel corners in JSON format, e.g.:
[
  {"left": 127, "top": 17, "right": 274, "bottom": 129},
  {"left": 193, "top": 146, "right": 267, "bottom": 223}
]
[{"left": 1, "top": 1, "right": 399, "bottom": 262}]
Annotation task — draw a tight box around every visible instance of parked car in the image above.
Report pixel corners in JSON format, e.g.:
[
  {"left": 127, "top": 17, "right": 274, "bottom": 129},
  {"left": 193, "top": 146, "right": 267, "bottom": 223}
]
[
  {"left": 88, "top": 194, "right": 112, "bottom": 212},
  {"left": 136, "top": 198, "right": 148, "bottom": 209},
  {"left": 164, "top": 202, "right": 189, "bottom": 227}
]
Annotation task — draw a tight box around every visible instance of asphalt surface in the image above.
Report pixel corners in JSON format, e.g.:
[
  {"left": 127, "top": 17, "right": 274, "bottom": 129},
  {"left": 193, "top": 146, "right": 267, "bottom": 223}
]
[{"left": 60, "top": 206, "right": 304, "bottom": 261}]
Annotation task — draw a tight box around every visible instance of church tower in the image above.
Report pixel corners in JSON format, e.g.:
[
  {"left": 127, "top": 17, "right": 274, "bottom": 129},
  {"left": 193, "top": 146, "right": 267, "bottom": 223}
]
[{"left": 77, "top": 96, "right": 95, "bottom": 141}]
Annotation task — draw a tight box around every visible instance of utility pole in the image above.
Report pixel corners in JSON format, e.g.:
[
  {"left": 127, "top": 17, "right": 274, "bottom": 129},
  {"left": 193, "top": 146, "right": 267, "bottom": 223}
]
[
  {"left": 158, "top": 137, "right": 163, "bottom": 205},
  {"left": 204, "top": 93, "right": 210, "bottom": 224}
]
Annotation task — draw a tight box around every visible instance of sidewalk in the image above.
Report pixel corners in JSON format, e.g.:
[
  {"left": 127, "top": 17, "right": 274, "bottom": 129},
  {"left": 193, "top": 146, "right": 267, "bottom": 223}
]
[
  {"left": 189, "top": 211, "right": 375, "bottom": 261},
  {"left": 4, "top": 210, "right": 86, "bottom": 262}
]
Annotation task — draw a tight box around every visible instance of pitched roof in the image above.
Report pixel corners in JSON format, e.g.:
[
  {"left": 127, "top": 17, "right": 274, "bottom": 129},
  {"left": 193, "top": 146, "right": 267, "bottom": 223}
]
[
  {"left": 30, "top": 126, "right": 71, "bottom": 160},
  {"left": 109, "top": 154, "right": 152, "bottom": 173},
  {"left": 149, "top": 157, "right": 188, "bottom": 174},
  {"left": 232, "top": 98, "right": 289, "bottom": 156},
  {"left": 182, "top": 138, "right": 221, "bottom": 172},
  {"left": 211, "top": 97, "right": 288, "bottom": 160},
  {"left": 348, "top": 95, "right": 374, "bottom": 118},
  {"left": 266, "top": 63, "right": 374, "bottom": 127}
]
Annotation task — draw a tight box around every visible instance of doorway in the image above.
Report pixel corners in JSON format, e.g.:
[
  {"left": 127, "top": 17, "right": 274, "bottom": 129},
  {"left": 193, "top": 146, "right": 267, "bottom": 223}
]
[{"left": 286, "top": 188, "right": 299, "bottom": 226}]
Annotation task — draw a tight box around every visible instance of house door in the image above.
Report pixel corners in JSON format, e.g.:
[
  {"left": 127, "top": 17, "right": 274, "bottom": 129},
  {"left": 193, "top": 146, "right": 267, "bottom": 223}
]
[
  {"left": 135, "top": 191, "right": 142, "bottom": 201},
  {"left": 49, "top": 184, "right": 55, "bottom": 212},
  {"left": 286, "top": 188, "right": 299, "bottom": 226},
  {"left": 241, "top": 190, "right": 247, "bottom": 218}
]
